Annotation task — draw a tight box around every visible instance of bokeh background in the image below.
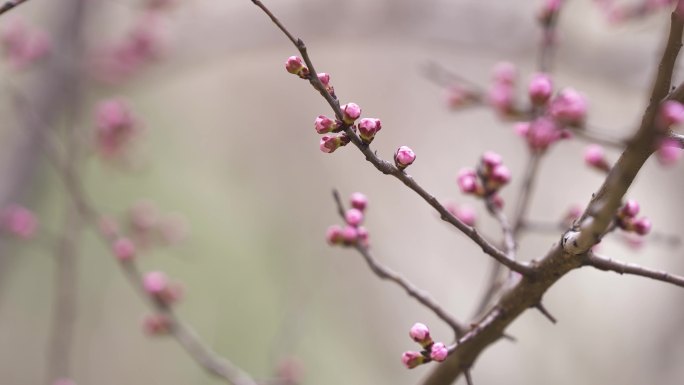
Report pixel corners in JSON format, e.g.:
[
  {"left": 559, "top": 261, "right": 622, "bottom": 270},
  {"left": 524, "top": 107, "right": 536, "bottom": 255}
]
[{"left": 0, "top": 1, "right": 683, "bottom": 384}]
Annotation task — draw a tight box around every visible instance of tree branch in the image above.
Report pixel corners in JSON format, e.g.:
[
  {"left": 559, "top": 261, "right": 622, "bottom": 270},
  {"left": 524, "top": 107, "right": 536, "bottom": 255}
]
[
  {"left": 584, "top": 252, "right": 684, "bottom": 288},
  {"left": 252, "top": 0, "right": 533, "bottom": 276},
  {"left": 0, "top": 0, "right": 28, "bottom": 16},
  {"left": 332, "top": 191, "right": 468, "bottom": 336}
]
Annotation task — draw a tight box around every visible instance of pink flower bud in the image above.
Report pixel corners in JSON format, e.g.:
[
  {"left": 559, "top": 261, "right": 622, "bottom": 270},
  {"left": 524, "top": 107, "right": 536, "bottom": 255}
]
[
  {"left": 285, "top": 56, "right": 308, "bottom": 78},
  {"left": 341, "top": 225, "right": 359, "bottom": 245},
  {"left": 319, "top": 135, "right": 342, "bottom": 153},
  {"left": 326, "top": 225, "right": 343, "bottom": 245},
  {"left": 492, "top": 62, "right": 517, "bottom": 85},
  {"left": 409, "top": 323, "right": 432, "bottom": 345},
  {"left": 317, "top": 72, "right": 330, "bottom": 85},
  {"left": 113, "top": 237, "right": 136, "bottom": 261},
  {"left": 357, "top": 118, "right": 382, "bottom": 143},
  {"left": 95, "top": 98, "right": 137, "bottom": 158},
  {"left": 481, "top": 151, "right": 502, "bottom": 169},
  {"left": 550, "top": 88, "right": 587, "bottom": 126},
  {"left": 656, "top": 138, "right": 682, "bottom": 166},
  {"left": 658, "top": 100, "right": 684, "bottom": 128},
  {"left": 488, "top": 84, "right": 515, "bottom": 116},
  {"left": 350, "top": 192, "right": 368, "bottom": 211},
  {"left": 1, "top": 204, "right": 37, "bottom": 239},
  {"left": 142, "top": 313, "right": 171, "bottom": 335},
  {"left": 401, "top": 351, "right": 424, "bottom": 369},
  {"left": 314, "top": 115, "right": 338, "bottom": 134},
  {"left": 345, "top": 208, "right": 364, "bottom": 227},
  {"left": 528, "top": 73, "right": 552, "bottom": 105},
  {"left": 457, "top": 168, "right": 479, "bottom": 194},
  {"left": 633, "top": 217, "right": 652, "bottom": 235},
  {"left": 525, "top": 117, "right": 563, "bottom": 153},
  {"left": 491, "top": 164, "right": 511, "bottom": 185},
  {"left": 514, "top": 122, "right": 530, "bottom": 137},
  {"left": 143, "top": 271, "right": 168, "bottom": 295},
  {"left": 341, "top": 103, "right": 362, "bottom": 124},
  {"left": 538, "top": 0, "right": 562, "bottom": 25},
  {"left": 430, "top": 342, "right": 448, "bottom": 362},
  {"left": 620, "top": 200, "right": 640, "bottom": 218},
  {"left": 394, "top": 146, "right": 416, "bottom": 170},
  {"left": 584, "top": 144, "right": 610, "bottom": 172},
  {"left": 356, "top": 226, "right": 370, "bottom": 247}
]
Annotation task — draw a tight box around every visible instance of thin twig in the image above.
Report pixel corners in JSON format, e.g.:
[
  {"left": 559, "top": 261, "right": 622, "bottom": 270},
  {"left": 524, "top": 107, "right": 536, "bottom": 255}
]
[
  {"left": 252, "top": 0, "right": 533, "bottom": 276},
  {"left": 512, "top": 153, "right": 542, "bottom": 236},
  {"left": 572, "top": 126, "right": 627, "bottom": 149},
  {"left": 584, "top": 253, "right": 684, "bottom": 288},
  {"left": 0, "top": 0, "right": 28, "bottom": 16},
  {"left": 331, "top": 191, "right": 468, "bottom": 337}
]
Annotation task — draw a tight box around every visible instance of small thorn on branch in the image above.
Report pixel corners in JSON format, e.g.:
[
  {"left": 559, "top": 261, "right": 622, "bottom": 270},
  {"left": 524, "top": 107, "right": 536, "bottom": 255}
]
[
  {"left": 535, "top": 302, "right": 557, "bottom": 324},
  {"left": 464, "top": 368, "right": 474, "bottom": 385},
  {"left": 501, "top": 333, "right": 517, "bottom": 342}
]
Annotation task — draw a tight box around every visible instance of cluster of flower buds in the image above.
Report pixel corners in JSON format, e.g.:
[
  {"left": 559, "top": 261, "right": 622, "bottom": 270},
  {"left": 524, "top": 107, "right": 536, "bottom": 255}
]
[
  {"left": 615, "top": 200, "right": 652, "bottom": 236},
  {"left": 516, "top": 73, "right": 586, "bottom": 152},
  {"left": 95, "top": 99, "right": 139, "bottom": 159},
  {"left": 326, "top": 192, "right": 370, "bottom": 247},
  {"left": 487, "top": 62, "right": 518, "bottom": 118},
  {"left": 584, "top": 144, "right": 611, "bottom": 172},
  {"left": 92, "top": 2, "right": 175, "bottom": 84},
  {"left": 401, "top": 323, "right": 449, "bottom": 369},
  {"left": 315, "top": 102, "right": 378, "bottom": 153},
  {"left": 0, "top": 18, "right": 51, "bottom": 70},
  {"left": 0, "top": 204, "right": 37, "bottom": 239},
  {"left": 445, "top": 203, "right": 477, "bottom": 227},
  {"left": 457, "top": 152, "right": 510, "bottom": 205}
]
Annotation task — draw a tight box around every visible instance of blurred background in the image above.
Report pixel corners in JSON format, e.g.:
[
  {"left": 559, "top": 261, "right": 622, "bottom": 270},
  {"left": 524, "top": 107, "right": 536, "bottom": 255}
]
[{"left": 0, "top": 0, "right": 683, "bottom": 384}]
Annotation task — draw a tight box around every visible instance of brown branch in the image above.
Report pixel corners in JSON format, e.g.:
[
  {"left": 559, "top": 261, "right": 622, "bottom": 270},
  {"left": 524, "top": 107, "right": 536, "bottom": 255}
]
[
  {"left": 512, "top": 153, "right": 542, "bottom": 236},
  {"left": 0, "top": 0, "right": 28, "bottom": 16},
  {"left": 252, "top": 0, "right": 533, "bottom": 277},
  {"left": 584, "top": 253, "right": 684, "bottom": 288},
  {"left": 562, "top": 12, "right": 684, "bottom": 256},
  {"left": 332, "top": 191, "right": 468, "bottom": 337}
]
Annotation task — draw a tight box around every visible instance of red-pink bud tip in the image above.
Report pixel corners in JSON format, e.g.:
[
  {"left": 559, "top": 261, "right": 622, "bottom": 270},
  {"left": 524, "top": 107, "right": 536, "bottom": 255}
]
[
  {"left": 481, "top": 151, "right": 503, "bottom": 169},
  {"left": 326, "top": 225, "right": 344, "bottom": 245},
  {"left": 314, "top": 115, "right": 338, "bottom": 134},
  {"left": 285, "top": 56, "right": 308, "bottom": 78},
  {"left": 584, "top": 144, "right": 609, "bottom": 171},
  {"left": 657, "top": 138, "right": 682, "bottom": 166},
  {"left": 1, "top": 204, "right": 37, "bottom": 239},
  {"left": 620, "top": 200, "right": 640, "bottom": 218},
  {"left": 142, "top": 313, "right": 171, "bottom": 336},
  {"left": 492, "top": 62, "right": 517, "bottom": 85},
  {"left": 457, "top": 168, "right": 479, "bottom": 194}
]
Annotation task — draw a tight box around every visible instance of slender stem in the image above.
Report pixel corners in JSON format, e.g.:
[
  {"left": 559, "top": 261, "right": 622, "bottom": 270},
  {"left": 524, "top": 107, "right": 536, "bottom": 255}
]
[
  {"left": 512, "top": 153, "right": 542, "bottom": 236},
  {"left": 584, "top": 253, "right": 684, "bottom": 288},
  {"left": 332, "top": 191, "right": 467, "bottom": 336}
]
